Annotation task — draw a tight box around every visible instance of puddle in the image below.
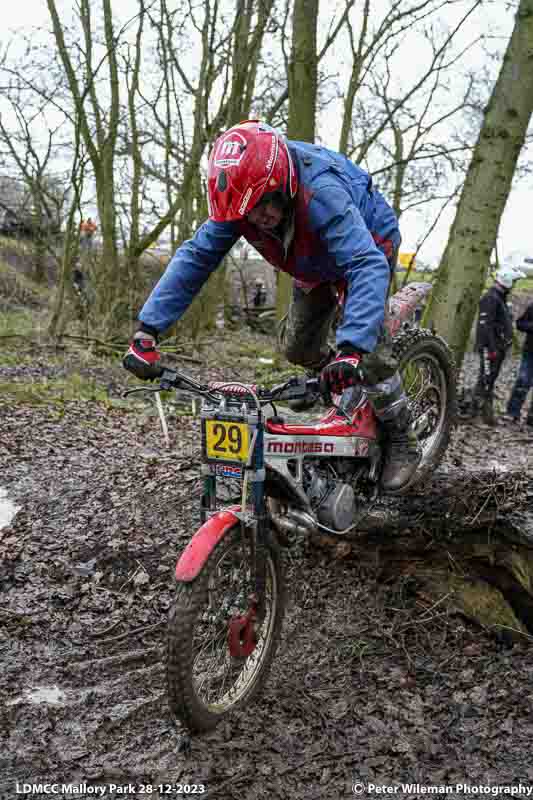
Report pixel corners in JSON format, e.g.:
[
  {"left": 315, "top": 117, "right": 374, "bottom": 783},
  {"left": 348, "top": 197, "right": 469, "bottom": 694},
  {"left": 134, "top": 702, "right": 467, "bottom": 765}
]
[
  {"left": 0, "top": 487, "right": 20, "bottom": 529},
  {"left": 487, "top": 460, "right": 510, "bottom": 472},
  {"left": 7, "top": 685, "right": 67, "bottom": 707}
]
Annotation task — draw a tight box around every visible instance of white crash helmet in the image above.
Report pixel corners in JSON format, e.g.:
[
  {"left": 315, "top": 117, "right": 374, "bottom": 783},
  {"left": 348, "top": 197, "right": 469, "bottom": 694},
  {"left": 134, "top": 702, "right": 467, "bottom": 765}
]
[{"left": 495, "top": 264, "right": 526, "bottom": 289}]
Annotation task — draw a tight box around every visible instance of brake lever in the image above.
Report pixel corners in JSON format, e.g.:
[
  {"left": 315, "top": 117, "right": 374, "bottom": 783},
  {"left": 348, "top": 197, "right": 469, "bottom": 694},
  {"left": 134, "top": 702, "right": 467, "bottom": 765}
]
[
  {"left": 162, "top": 369, "right": 216, "bottom": 398},
  {"left": 271, "top": 375, "right": 312, "bottom": 401},
  {"left": 122, "top": 386, "right": 160, "bottom": 398},
  {"left": 267, "top": 376, "right": 298, "bottom": 397}
]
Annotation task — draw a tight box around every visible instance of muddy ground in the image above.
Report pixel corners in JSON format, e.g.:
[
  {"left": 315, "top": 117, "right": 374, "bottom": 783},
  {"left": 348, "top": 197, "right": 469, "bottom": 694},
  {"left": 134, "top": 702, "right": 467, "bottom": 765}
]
[{"left": 1, "top": 338, "right": 533, "bottom": 800}]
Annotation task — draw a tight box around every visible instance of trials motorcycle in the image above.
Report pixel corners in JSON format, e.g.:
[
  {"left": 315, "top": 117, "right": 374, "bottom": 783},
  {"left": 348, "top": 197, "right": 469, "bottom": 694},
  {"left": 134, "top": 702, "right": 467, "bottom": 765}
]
[{"left": 126, "top": 282, "right": 456, "bottom": 732}]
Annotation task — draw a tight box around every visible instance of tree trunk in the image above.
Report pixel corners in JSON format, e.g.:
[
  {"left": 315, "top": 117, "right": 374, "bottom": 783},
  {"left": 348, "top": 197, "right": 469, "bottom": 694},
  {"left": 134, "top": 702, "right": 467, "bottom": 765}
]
[
  {"left": 275, "top": 270, "right": 293, "bottom": 323},
  {"left": 226, "top": 0, "right": 274, "bottom": 127},
  {"left": 276, "top": 0, "right": 319, "bottom": 322},
  {"left": 426, "top": 0, "right": 533, "bottom": 367},
  {"left": 287, "top": 0, "right": 318, "bottom": 142},
  {"left": 48, "top": 123, "right": 85, "bottom": 339},
  {"left": 338, "top": 0, "right": 369, "bottom": 155},
  {"left": 32, "top": 235, "right": 47, "bottom": 284}
]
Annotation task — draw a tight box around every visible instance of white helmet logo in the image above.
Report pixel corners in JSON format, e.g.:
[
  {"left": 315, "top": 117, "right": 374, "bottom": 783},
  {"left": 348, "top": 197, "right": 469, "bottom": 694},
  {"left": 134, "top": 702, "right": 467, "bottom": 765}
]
[{"left": 214, "top": 132, "right": 247, "bottom": 168}]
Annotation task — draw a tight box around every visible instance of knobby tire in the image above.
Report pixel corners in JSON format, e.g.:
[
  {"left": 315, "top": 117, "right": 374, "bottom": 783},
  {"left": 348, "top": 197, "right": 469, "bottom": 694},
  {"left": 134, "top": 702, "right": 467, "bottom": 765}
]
[
  {"left": 166, "top": 523, "right": 285, "bottom": 732},
  {"left": 393, "top": 326, "right": 457, "bottom": 474}
]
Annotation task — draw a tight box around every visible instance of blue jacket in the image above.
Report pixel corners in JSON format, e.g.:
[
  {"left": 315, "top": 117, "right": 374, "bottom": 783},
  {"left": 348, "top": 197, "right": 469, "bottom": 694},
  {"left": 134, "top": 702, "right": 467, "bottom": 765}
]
[{"left": 139, "top": 141, "right": 401, "bottom": 353}]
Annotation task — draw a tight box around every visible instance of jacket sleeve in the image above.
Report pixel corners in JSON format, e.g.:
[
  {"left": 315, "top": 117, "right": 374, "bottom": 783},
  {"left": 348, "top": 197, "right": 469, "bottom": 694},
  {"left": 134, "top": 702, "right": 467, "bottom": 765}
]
[
  {"left": 308, "top": 185, "right": 390, "bottom": 353},
  {"left": 477, "top": 293, "right": 499, "bottom": 352},
  {"left": 516, "top": 304, "right": 533, "bottom": 334},
  {"left": 138, "top": 220, "right": 240, "bottom": 334}
]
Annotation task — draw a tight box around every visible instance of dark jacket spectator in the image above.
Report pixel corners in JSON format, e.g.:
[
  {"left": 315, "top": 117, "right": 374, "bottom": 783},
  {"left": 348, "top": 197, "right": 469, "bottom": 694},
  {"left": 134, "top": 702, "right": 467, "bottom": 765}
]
[
  {"left": 253, "top": 280, "right": 267, "bottom": 308},
  {"left": 473, "top": 265, "right": 525, "bottom": 425},
  {"left": 475, "top": 285, "right": 513, "bottom": 354}
]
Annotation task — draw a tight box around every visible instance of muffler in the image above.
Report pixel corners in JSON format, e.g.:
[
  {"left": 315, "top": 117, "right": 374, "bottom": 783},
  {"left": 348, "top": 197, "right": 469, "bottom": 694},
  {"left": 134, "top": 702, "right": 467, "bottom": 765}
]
[{"left": 270, "top": 506, "right": 318, "bottom": 537}]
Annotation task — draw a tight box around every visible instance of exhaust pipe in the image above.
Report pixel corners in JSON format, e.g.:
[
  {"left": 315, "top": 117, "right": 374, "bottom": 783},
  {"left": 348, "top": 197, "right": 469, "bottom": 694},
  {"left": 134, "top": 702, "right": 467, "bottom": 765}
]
[{"left": 270, "top": 506, "right": 317, "bottom": 537}]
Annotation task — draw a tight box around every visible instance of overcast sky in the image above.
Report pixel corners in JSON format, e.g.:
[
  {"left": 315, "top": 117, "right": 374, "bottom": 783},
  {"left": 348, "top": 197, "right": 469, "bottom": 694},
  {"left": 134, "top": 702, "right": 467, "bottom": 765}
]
[{"left": 3, "top": 1, "right": 532, "bottom": 268}]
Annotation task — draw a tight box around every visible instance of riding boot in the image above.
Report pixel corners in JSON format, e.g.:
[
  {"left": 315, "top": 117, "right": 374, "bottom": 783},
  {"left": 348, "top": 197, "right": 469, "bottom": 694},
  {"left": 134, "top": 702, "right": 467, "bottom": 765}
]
[
  {"left": 365, "top": 373, "right": 422, "bottom": 493},
  {"left": 379, "top": 407, "right": 422, "bottom": 492}
]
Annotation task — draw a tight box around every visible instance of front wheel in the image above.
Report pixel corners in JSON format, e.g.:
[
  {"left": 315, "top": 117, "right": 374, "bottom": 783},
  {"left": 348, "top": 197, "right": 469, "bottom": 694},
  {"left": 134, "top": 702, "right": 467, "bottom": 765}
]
[
  {"left": 393, "top": 327, "right": 457, "bottom": 473},
  {"left": 166, "top": 524, "right": 285, "bottom": 732}
]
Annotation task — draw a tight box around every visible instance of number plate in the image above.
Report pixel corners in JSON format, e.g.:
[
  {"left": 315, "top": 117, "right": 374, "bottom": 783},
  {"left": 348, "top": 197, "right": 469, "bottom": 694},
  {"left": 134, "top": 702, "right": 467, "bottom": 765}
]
[{"left": 204, "top": 420, "right": 250, "bottom": 463}]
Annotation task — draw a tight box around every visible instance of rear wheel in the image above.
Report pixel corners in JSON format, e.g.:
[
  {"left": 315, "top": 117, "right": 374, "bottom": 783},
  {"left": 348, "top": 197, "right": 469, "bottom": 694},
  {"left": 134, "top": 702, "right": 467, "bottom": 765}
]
[
  {"left": 167, "top": 524, "right": 284, "bottom": 732},
  {"left": 393, "top": 327, "right": 457, "bottom": 473}
]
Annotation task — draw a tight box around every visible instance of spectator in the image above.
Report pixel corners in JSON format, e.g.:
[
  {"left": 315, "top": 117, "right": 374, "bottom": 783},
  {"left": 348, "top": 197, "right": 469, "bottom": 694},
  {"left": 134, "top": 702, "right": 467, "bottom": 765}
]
[
  {"left": 253, "top": 279, "right": 267, "bottom": 308},
  {"left": 72, "top": 267, "right": 86, "bottom": 294},
  {"left": 505, "top": 300, "right": 533, "bottom": 428},
  {"left": 80, "top": 217, "right": 97, "bottom": 252},
  {"left": 473, "top": 264, "right": 525, "bottom": 425}
]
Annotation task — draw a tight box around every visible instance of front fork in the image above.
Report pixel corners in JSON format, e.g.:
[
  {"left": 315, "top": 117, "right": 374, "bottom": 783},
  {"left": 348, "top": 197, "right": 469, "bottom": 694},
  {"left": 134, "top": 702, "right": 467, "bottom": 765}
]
[
  {"left": 200, "top": 472, "right": 216, "bottom": 522},
  {"left": 228, "top": 420, "right": 268, "bottom": 657},
  {"left": 247, "top": 417, "right": 268, "bottom": 619},
  {"left": 199, "top": 415, "right": 269, "bottom": 620}
]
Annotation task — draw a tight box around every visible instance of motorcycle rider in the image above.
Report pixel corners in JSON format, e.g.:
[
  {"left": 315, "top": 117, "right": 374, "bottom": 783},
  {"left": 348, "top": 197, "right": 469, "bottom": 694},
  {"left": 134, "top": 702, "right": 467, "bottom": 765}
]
[
  {"left": 123, "top": 121, "right": 421, "bottom": 492},
  {"left": 473, "top": 264, "right": 525, "bottom": 425}
]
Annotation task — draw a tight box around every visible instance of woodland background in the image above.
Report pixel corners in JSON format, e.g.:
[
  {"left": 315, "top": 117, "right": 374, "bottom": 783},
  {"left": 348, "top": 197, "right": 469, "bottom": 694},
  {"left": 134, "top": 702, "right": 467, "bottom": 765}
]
[{"left": 0, "top": 0, "right": 532, "bottom": 364}]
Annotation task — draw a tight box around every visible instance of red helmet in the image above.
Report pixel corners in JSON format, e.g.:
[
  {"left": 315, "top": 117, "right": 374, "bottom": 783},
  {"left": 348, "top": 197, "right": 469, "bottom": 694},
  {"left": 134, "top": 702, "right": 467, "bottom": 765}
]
[{"left": 207, "top": 120, "right": 297, "bottom": 222}]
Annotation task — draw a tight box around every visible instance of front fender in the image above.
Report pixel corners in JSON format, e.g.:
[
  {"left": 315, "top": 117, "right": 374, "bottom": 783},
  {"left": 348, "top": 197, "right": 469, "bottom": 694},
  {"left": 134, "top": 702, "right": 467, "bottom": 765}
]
[{"left": 175, "top": 507, "right": 241, "bottom": 582}]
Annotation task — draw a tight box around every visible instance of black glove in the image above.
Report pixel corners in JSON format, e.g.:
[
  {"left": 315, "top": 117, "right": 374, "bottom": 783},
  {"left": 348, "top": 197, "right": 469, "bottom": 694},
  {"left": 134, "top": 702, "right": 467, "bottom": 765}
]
[
  {"left": 123, "top": 330, "right": 162, "bottom": 380},
  {"left": 319, "top": 351, "right": 362, "bottom": 403}
]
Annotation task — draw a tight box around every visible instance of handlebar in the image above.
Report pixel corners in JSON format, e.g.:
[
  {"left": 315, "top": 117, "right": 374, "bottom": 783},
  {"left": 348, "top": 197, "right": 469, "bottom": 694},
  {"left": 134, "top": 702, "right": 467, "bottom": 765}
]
[
  {"left": 123, "top": 366, "right": 319, "bottom": 405},
  {"left": 123, "top": 367, "right": 360, "bottom": 424}
]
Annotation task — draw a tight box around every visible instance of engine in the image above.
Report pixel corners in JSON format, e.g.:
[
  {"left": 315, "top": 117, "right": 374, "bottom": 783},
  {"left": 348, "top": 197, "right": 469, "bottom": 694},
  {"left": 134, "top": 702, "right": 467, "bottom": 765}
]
[{"left": 303, "top": 460, "right": 359, "bottom": 532}]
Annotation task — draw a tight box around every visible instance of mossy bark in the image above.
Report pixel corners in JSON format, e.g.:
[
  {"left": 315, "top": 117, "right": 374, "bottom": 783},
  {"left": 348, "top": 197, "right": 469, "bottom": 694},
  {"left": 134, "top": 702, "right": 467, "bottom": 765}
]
[{"left": 426, "top": 0, "right": 533, "bottom": 368}]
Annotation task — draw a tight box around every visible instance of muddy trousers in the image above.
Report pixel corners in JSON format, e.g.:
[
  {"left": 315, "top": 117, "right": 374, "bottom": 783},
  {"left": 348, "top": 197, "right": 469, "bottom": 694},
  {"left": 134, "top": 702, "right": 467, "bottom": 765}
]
[
  {"left": 474, "top": 348, "right": 505, "bottom": 400},
  {"left": 473, "top": 348, "right": 506, "bottom": 423},
  {"left": 280, "top": 283, "right": 407, "bottom": 421}
]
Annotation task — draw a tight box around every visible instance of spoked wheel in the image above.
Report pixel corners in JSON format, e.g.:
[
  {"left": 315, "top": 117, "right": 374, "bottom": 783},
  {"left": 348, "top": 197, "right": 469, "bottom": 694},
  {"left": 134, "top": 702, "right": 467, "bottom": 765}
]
[
  {"left": 393, "top": 327, "right": 457, "bottom": 472},
  {"left": 167, "top": 524, "right": 284, "bottom": 732}
]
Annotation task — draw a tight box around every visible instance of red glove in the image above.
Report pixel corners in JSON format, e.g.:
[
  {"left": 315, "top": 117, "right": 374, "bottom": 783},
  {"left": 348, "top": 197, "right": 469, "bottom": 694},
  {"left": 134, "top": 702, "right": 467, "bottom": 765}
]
[
  {"left": 319, "top": 352, "right": 362, "bottom": 403},
  {"left": 123, "top": 331, "right": 162, "bottom": 380},
  {"left": 487, "top": 351, "right": 498, "bottom": 362}
]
